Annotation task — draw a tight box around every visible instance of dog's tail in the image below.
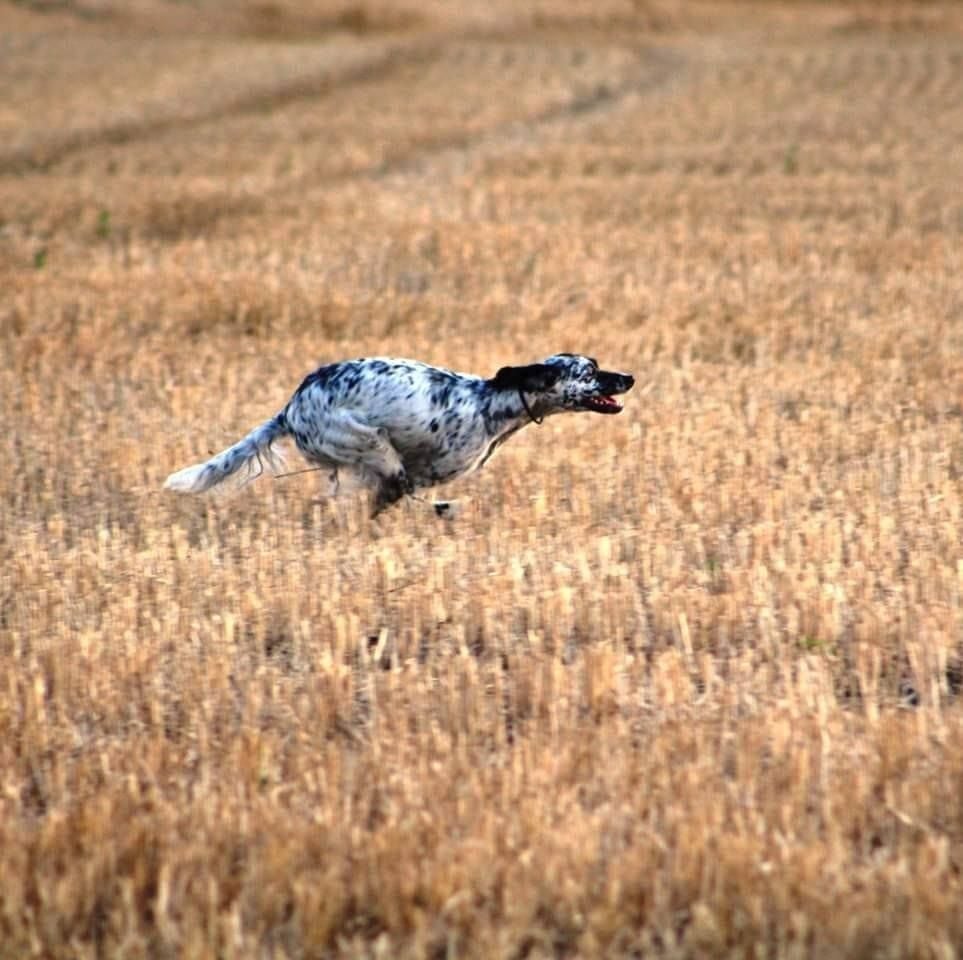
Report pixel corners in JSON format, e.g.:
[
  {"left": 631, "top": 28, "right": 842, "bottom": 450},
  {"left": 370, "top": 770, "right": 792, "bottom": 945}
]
[{"left": 164, "top": 413, "right": 289, "bottom": 494}]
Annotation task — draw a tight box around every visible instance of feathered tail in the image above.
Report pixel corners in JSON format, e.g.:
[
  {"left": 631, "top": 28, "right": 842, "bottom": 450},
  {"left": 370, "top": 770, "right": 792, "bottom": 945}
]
[{"left": 164, "top": 414, "right": 289, "bottom": 494}]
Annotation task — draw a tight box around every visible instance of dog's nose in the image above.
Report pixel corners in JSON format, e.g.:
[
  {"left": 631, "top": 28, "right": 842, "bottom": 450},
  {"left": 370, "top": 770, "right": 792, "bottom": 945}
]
[{"left": 623, "top": 373, "right": 635, "bottom": 390}]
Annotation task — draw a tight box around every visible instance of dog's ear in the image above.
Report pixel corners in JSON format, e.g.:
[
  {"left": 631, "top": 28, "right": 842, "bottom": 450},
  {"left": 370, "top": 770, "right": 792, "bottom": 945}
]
[{"left": 491, "top": 364, "right": 560, "bottom": 393}]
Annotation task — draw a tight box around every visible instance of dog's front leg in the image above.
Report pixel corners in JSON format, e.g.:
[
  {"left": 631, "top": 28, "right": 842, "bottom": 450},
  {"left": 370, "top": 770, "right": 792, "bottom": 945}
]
[{"left": 372, "top": 469, "right": 414, "bottom": 516}]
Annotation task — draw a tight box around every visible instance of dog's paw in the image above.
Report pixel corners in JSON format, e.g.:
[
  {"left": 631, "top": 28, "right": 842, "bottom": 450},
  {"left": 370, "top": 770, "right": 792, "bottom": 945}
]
[{"left": 432, "top": 500, "right": 460, "bottom": 519}]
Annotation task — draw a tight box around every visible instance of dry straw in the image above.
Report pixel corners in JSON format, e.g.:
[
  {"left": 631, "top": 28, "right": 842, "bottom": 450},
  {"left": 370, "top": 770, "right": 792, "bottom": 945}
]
[{"left": 2, "top": 1, "right": 963, "bottom": 956}]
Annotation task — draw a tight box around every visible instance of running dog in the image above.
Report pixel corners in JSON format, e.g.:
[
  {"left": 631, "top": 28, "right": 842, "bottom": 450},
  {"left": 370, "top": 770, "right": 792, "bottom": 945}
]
[{"left": 164, "top": 353, "right": 634, "bottom": 514}]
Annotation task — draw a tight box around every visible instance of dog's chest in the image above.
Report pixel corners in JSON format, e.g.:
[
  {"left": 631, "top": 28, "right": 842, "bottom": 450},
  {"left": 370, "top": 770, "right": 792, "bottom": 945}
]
[
  {"left": 401, "top": 421, "right": 521, "bottom": 486},
  {"left": 401, "top": 433, "right": 485, "bottom": 484}
]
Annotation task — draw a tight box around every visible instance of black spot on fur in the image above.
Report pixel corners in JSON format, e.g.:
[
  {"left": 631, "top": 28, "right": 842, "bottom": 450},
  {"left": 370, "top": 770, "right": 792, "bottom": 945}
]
[{"left": 293, "top": 362, "right": 338, "bottom": 397}]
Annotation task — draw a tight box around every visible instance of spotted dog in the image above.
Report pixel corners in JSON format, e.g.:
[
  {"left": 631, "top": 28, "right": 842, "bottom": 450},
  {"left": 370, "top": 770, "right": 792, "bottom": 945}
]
[{"left": 164, "top": 353, "right": 635, "bottom": 515}]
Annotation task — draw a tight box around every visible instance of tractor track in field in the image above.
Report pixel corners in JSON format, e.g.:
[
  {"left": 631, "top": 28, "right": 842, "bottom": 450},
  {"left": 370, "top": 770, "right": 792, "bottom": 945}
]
[
  {"left": 0, "top": 39, "right": 444, "bottom": 176},
  {"left": 352, "top": 43, "right": 685, "bottom": 192},
  {"left": 0, "top": 28, "right": 686, "bottom": 190}
]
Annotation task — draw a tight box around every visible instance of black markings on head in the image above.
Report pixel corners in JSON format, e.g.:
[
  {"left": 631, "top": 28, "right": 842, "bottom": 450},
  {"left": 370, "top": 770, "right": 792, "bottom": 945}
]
[{"left": 490, "top": 364, "right": 560, "bottom": 393}]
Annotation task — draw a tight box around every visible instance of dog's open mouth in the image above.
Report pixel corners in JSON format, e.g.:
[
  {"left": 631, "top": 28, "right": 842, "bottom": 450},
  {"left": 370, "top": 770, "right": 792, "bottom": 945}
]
[{"left": 583, "top": 394, "right": 623, "bottom": 414}]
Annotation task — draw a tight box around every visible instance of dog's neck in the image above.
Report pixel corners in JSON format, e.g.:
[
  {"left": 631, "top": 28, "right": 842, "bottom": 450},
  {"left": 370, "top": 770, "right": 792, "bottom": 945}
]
[{"left": 482, "top": 388, "right": 548, "bottom": 434}]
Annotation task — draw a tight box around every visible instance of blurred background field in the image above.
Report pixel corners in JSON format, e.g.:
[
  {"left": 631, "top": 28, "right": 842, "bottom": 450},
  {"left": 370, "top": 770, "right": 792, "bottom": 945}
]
[{"left": 2, "top": 1, "right": 963, "bottom": 956}]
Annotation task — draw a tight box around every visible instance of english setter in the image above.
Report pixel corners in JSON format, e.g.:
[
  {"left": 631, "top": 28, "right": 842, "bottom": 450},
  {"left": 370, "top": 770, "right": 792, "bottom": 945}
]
[{"left": 164, "top": 353, "right": 634, "bottom": 515}]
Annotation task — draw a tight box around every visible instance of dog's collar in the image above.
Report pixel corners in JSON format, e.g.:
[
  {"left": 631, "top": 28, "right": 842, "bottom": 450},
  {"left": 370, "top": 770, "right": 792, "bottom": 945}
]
[{"left": 519, "top": 390, "right": 543, "bottom": 426}]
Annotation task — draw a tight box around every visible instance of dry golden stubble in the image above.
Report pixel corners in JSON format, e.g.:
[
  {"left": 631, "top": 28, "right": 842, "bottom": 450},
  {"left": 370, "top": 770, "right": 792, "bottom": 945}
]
[{"left": 2, "top": 2, "right": 963, "bottom": 957}]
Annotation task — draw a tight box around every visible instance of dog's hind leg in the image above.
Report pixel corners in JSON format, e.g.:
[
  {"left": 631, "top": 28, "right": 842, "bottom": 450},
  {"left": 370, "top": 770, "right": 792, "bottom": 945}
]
[{"left": 316, "top": 412, "right": 410, "bottom": 515}]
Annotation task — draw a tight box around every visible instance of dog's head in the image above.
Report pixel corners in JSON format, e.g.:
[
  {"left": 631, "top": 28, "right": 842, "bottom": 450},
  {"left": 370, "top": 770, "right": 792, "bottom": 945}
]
[{"left": 491, "top": 353, "right": 635, "bottom": 416}]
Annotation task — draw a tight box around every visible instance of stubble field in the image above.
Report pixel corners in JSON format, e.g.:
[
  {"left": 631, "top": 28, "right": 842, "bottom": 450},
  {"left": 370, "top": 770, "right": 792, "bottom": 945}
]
[{"left": 3, "top": 1, "right": 963, "bottom": 956}]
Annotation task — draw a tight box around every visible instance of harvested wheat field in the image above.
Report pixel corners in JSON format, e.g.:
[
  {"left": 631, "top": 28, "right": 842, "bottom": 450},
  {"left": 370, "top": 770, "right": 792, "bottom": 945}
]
[{"left": 3, "top": 0, "right": 963, "bottom": 956}]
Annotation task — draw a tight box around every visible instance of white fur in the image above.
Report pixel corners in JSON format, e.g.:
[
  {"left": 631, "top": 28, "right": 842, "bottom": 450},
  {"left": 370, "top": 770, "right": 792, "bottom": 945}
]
[{"left": 164, "top": 417, "right": 286, "bottom": 494}]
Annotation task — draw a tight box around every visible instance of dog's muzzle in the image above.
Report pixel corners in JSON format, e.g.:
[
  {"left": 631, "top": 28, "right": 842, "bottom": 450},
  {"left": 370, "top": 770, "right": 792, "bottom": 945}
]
[{"left": 582, "top": 371, "right": 635, "bottom": 414}]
